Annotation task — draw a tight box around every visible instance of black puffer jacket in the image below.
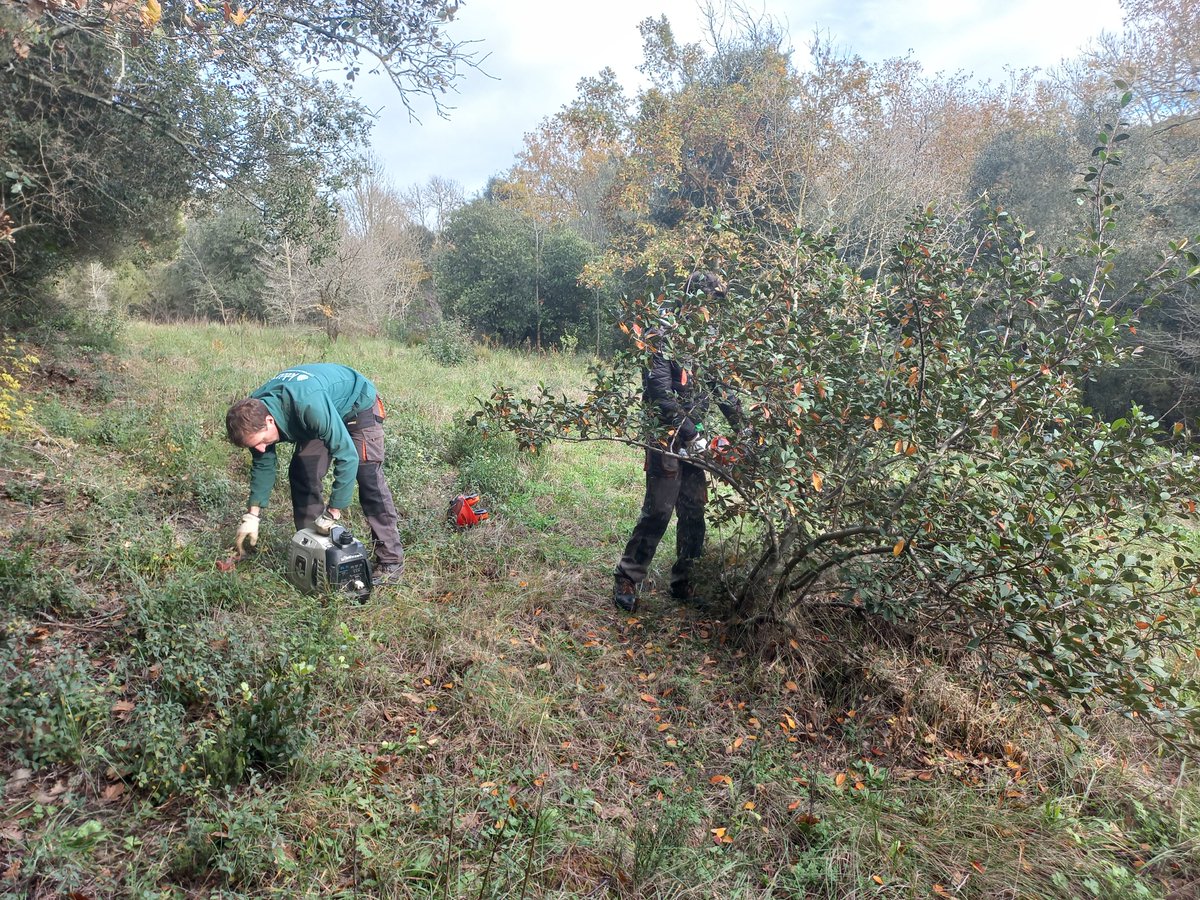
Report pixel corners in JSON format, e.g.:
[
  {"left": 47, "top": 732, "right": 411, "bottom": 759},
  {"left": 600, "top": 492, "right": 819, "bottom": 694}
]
[{"left": 643, "top": 350, "right": 742, "bottom": 447}]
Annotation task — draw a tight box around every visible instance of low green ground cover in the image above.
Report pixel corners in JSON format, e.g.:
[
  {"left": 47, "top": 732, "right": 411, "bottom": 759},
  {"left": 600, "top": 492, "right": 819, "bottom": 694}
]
[{"left": 0, "top": 323, "right": 1196, "bottom": 898}]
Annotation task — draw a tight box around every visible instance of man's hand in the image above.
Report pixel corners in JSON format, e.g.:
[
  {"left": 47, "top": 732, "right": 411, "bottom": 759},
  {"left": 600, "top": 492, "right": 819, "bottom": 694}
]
[{"left": 235, "top": 513, "right": 260, "bottom": 554}]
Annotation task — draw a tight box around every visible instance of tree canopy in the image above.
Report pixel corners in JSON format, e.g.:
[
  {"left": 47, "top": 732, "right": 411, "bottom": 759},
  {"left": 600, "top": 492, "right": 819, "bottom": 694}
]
[{"left": 0, "top": 0, "right": 476, "bottom": 312}]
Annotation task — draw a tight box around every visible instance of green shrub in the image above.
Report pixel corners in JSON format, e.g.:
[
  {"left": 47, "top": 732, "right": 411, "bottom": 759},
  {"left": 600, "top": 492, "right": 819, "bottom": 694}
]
[
  {"left": 192, "top": 473, "right": 234, "bottom": 513},
  {"left": 37, "top": 399, "right": 92, "bottom": 442},
  {"left": 381, "top": 399, "right": 445, "bottom": 483},
  {"left": 92, "top": 402, "right": 150, "bottom": 450},
  {"left": 70, "top": 309, "right": 126, "bottom": 353},
  {"left": 0, "top": 548, "right": 91, "bottom": 616},
  {"left": 116, "top": 657, "right": 316, "bottom": 798},
  {"left": 111, "top": 585, "right": 317, "bottom": 797},
  {"left": 170, "top": 785, "right": 287, "bottom": 889},
  {"left": 0, "top": 618, "right": 111, "bottom": 768},
  {"left": 423, "top": 316, "right": 474, "bottom": 367},
  {"left": 442, "top": 415, "right": 543, "bottom": 500}
]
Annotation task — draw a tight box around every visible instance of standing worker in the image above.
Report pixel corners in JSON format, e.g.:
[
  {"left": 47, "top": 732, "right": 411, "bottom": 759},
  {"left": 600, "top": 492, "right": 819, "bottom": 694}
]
[
  {"left": 225, "top": 364, "right": 405, "bottom": 584},
  {"left": 612, "top": 273, "right": 743, "bottom": 612}
]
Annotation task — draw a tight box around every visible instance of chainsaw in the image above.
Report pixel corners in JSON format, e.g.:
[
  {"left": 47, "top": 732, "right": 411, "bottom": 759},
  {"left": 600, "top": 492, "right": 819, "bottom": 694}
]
[
  {"left": 285, "top": 524, "right": 373, "bottom": 601},
  {"left": 449, "top": 493, "right": 489, "bottom": 529}
]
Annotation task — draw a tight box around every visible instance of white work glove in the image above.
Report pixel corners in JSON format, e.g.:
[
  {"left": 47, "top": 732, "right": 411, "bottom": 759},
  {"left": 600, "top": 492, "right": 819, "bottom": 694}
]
[
  {"left": 682, "top": 436, "right": 707, "bottom": 457},
  {"left": 235, "top": 513, "right": 259, "bottom": 554},
  {"left": 313, "top": 511, "right": 337, "bottom": 535}
]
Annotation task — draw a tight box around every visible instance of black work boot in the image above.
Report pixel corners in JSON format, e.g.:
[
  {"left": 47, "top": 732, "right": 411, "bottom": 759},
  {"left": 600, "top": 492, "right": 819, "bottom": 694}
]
[
  {"left": 670, "top": 580, "right": 697, "bottom": 604},
  {"left": 613, "top": 576, "right": 638, "bottom": 612}
]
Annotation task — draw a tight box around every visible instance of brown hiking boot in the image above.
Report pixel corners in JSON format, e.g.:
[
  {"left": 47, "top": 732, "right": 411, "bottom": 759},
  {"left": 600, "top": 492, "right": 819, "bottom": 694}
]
[
  {"left": 373, "top": 563, "right": 404, "bottom": 587},
  {"left": 613, "top": 576, "right": 638, "bottom": 612}
]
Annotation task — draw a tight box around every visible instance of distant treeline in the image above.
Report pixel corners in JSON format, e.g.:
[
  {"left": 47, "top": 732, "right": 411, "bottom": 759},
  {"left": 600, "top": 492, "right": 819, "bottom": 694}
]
[{"left": 2, "top": 1, "right": 1196, "bottom": 424}]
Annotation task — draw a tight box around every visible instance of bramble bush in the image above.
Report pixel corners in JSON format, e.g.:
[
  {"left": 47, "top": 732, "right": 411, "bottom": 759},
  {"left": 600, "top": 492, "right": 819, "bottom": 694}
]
[{"left": 478, "top": 110, "right": 1200, "bottom": 745}]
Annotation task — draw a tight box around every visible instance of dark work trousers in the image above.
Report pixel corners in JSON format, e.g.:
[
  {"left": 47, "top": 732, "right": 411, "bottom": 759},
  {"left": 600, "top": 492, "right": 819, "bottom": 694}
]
[
  {"left": 288, "top": 399, "right": 405, "bottom": 568},
  {"left": 614, "top": 449, "right": 708, "bottom": 593}
]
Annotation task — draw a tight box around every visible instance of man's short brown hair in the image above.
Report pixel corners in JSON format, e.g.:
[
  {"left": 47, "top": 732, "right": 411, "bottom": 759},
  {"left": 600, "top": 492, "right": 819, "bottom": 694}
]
[{"left": 225, "top": 397, "right": 269, "bottom": 446}]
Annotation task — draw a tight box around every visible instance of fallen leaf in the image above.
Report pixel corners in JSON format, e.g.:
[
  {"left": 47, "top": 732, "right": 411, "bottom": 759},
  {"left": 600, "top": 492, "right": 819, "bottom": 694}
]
[
  {"left": 834, "top": 772, "right": 847, "bottom": 787},
  {"left": 598, "top": 804, "right": 631, "bottom": 822},
  {"left": 34, "top": 781, "right": 68, "bottom": 804},
  {"left": 101, "top": 783, "right": 125, "bottom": 801}
]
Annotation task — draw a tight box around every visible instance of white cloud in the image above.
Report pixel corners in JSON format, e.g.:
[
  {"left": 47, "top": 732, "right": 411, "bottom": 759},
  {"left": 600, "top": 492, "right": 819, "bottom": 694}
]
[{"left": 354, "top": 0, "right": 1125, "bottom": 198}]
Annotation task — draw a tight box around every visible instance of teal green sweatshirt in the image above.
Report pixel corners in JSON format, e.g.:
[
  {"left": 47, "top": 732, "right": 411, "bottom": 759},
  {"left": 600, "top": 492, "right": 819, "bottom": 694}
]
[{"left": 246, "top": 364, "right": 377, "bottom": 511}]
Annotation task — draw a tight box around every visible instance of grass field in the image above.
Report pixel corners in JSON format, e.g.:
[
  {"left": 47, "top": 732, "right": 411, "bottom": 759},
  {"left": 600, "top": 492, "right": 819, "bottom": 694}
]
[{"left": 0, "top": 322, "right": 1197, "bottom": 898}]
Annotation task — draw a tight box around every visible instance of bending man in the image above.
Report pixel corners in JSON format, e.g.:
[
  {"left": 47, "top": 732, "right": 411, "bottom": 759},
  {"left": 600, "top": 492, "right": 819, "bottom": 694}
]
[{"left": 225, "top": 363, "right": 405, "bottom": 584}]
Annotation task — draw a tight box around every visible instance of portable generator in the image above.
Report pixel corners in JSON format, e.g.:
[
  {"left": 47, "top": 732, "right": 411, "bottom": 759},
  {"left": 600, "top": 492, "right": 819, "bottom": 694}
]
[{"left": 285, "top": 525, "right": 373, "bottom": 601}]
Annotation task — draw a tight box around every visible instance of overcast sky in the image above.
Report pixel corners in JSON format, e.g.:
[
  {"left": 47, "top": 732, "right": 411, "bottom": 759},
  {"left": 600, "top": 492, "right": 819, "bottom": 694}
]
[{"left": 352, "top": 0, "right": 1126, "bottom": 198}]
